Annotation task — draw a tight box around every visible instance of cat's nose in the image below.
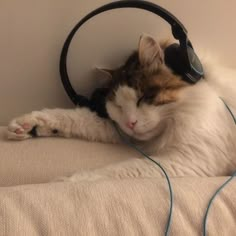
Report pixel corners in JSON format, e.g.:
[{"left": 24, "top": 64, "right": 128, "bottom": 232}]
[{"left": 126, "top": 120, "right": 138, "bottom": 130}]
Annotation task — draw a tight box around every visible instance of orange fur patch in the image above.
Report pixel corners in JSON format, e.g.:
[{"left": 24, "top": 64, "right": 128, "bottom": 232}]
[{"left": 146, "top": 66, "right": 190, "bottom": 105}]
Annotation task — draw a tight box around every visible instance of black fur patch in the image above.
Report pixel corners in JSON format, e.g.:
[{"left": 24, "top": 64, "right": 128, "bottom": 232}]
[
  {"left": 28, "top": 126, "right": 38, "bottom": 137},
  {"left": 52, "top": 129, "right": 58, "bottom": 134}
]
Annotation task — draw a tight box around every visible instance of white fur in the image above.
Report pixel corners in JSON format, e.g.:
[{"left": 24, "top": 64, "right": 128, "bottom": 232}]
[{"left": 7, "top": 55, "right": 236, "bottom": 181}]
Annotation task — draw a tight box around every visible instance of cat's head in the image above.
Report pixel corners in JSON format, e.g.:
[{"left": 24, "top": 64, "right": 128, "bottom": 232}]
[{"left": 104, "top": 35, "right": 190, "bottom": 140}]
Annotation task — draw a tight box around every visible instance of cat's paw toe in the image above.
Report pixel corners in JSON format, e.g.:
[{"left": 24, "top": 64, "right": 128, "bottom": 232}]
[{"left": 7, "top": 114, "right": 40, "bottom": 140}]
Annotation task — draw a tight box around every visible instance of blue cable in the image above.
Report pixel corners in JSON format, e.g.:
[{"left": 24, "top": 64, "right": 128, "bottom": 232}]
[
  {"left": 114, "top": 123, "right": 173, "bottom": 236},
  {"left": 221, "top": 98, "right": 236, "bottom": 124},
  {"left": 203, "top": 172, "right": 236, "bottom": 236},
  {"left": 203, "top": 98, "right": 236, "bottom": 236}
]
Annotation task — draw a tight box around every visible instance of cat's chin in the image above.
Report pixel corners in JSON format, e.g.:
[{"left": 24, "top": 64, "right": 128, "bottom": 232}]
[
  {"left": 122, "top": 128, "right": 157, "bottom": 141},
  {"left": 121, "top": 123, "right": 166, "bottom": 141},
  {"left": 117, "top": 126, "right": 150, "bottom": 141},
  {"left": 132, "top": 130, "right": 156, "bottom": 141}
]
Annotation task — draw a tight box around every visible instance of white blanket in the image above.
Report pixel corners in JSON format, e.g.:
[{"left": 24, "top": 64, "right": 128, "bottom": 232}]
[{"left": 0, "top": 127, "right": 235, "bottom": 235}]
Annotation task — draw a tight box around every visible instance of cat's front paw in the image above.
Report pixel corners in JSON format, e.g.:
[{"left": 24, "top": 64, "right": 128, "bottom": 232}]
[{"left": 7, "top": 111, "right": 52, "bottom": 140}]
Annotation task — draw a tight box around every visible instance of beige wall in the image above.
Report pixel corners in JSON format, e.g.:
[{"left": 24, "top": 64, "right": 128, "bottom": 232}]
[{"left": 1, "top": 0, "right": 236, "bottom": 125}]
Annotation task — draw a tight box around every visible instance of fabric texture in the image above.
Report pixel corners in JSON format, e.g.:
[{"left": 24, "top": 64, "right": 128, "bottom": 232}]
[{"left": 0, "top": 126, "right": 236, "bottom": 236}]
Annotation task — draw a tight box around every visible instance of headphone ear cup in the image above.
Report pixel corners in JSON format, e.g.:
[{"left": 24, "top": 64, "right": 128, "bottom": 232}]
[
  {"left": 164, "top": 43, "right": 204, "bottom": 83},
  {"left": 164, "top": 43, "right": 186, "bottom": 75}
]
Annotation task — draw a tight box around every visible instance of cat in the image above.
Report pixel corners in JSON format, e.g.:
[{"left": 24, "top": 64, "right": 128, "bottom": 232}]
[{"left": 7, "top": 34, "right": 236, "bottom": 182}]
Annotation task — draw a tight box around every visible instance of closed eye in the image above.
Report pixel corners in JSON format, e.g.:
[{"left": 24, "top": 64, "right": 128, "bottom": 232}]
[
  {"left": 137, "top": 95, "right": 145, "bottom": 107},
  {"left": 115, "top": 103, "right": 122, "bottom": 110},
  {"left": 137, "top": 94, "right": 155, "bottom": 106},
  {"left": 155, "top": 99, "right": 175, "bottom": 106}
]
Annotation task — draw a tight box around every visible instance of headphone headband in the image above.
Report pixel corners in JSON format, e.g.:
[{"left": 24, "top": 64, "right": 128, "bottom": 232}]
[
  {"left": 79, "top": 1, "right": 188, "bottom": 39},
  {"left": 60, "top": 0, "right": 191, "bottom": 105},
  {"left": 60, "top": 0, "right": 197, "bottom": 106}
]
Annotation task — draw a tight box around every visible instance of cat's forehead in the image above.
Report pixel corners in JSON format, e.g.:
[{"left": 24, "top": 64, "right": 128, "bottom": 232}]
[
  {"left": 115, "top": 86, "right": 137, "bottom": 101},
  {"left": 110, "top": 67, "right": 186, "bottom": 93},
  {"left": 112, "top": 85, "right": 137, "bottom": 106},
  {"left": 110, "top": 52, "right": 141, "bottom": 87}
]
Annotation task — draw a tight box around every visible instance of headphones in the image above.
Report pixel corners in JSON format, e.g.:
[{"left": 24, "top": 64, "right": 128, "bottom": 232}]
[{"left": 60, "top": 0, "right": 204, "bottom": 118}]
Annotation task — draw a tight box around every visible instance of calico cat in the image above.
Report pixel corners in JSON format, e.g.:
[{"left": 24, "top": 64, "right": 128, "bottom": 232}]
[{"left": 7, "top": 35, "right": 236, "bottom": 181}]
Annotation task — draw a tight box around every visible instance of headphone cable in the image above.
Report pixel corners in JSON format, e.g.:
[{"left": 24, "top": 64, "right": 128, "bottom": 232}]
[
  {"left": 114, "top": 123, "right": 173, "bottom": 236},
  {"left": 203, "top": 98, "right": 236, "bottom": 236}
]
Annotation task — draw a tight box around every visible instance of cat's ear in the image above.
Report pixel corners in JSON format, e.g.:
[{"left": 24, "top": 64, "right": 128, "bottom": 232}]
[
  {"left": 138, "top": 34, "right": 164, "bottom": 72},
  {"left": 95, "top": 67, "right": 113, "bottom": 80}
]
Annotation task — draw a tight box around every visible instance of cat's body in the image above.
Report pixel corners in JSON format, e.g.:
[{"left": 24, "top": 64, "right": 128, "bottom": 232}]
[{"left": 7, "top": 35, "right": 236, "bottom": 181}]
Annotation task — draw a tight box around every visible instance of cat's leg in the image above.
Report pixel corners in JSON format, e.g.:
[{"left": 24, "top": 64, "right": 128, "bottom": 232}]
[
  {"left": 58, "top": 157, "right": 197, "bottom": 183},
  {"left": 55, "top": 157, "right": 163, "bottom": 182},
  {"left": 7, "top": 108, "right": 121, "bottom": 143},
  {"left": 57, "top": 151, "right": 178, "bottom": 182},
  {"left": 58, "top": 147, "right": 235, "bottom": 182}
]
